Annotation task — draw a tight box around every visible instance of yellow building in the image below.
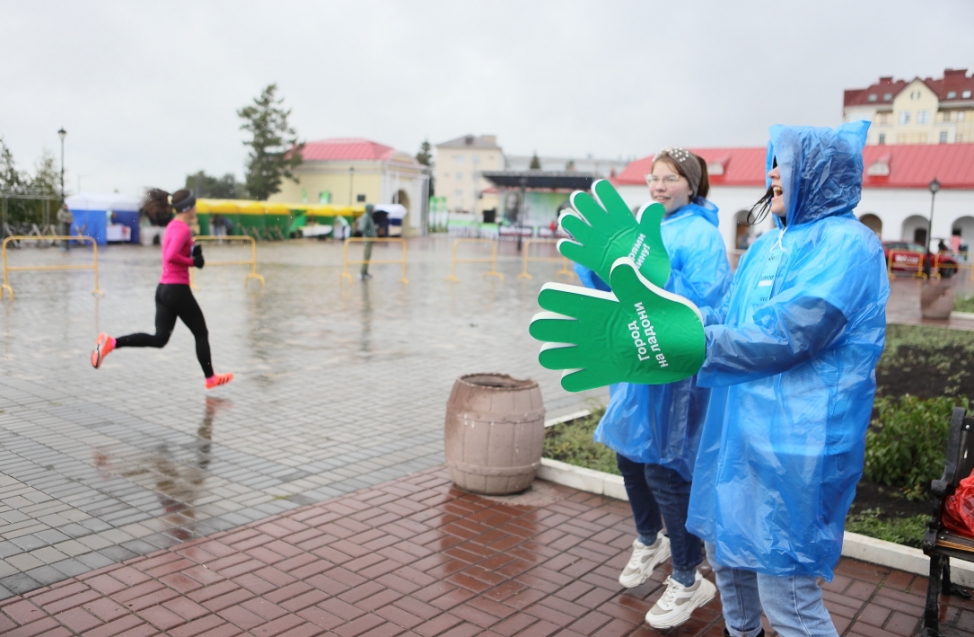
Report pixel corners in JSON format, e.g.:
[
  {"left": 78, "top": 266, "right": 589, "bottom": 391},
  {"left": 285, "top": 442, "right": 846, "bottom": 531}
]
[
  {"left": 269, "top": 138, "right": 430, "bottom": 235},
  {"left": 843, "top": 68, "right": 974, "bottom": 145},
  {"left": 434, "top": 134, "right": 504, "bottom": 219}
]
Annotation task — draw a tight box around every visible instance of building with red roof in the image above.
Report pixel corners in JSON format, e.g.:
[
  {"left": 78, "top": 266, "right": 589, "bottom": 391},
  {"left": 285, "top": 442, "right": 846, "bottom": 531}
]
[
  {"left": 613, "top": 143, "right": 974, "bottom": 254},
  {"left": 269, "top": 138, "right": 429, "bottom": 235},
  {"left": 843, "top": 69, "right": 974, "bottom": 146}
]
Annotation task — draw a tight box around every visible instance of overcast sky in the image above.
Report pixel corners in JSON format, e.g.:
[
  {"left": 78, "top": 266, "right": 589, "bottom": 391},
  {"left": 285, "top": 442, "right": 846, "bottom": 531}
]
[{"left": 3, "top": 0, "right": 973, "bottom": 196}]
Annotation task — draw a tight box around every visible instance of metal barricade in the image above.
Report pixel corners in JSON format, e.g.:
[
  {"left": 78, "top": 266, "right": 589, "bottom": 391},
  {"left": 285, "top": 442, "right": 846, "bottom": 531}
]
[
  {"left": 887, "top": 249, "right": 926, "bottom": 280},
  {"left": 517, "top": 239, "right": 575, "bottom": 281},
  {"left": 445, "top": 238, "right": 504, "bottom": 282},
  {"left": 189, "top": 235, "right": 265, "bottom": 290},
  {"left": 1, "top": 235, "right": 103, "bottom": 300},
  {"left": 341, "top": 237, "right": 409, "bottom": 284}
]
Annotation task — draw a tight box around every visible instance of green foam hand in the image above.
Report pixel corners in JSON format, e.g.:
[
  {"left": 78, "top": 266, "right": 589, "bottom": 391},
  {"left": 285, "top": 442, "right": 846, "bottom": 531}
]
[
  {"left": 559, "top": 179, "right": 670, "bottom": 288},
  {"left": 529, "top": 257, "right": 705, "bottom": 392}
]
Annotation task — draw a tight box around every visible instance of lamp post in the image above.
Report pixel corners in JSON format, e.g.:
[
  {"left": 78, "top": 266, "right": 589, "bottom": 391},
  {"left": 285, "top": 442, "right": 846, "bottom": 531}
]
[
  {"left": 57, "top": 128, "right": 67, "bottom": 201},
  {"left": 517, "top": 177, "right": 527, "bottom": 252},
  {"left": 349, "top": 166, "right": 354, "bottom": 205},
  {"left": 925, "top": 178, "right": 941, "bottom": 278}
]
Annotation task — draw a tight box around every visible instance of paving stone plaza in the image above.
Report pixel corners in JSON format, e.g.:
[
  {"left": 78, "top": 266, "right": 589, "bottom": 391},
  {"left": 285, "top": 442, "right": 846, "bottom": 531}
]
[
  {"left": 1, "top": 236, "right": 973, "bottom": 636},
  {"left": 0, "top": 237, "right": 604, "bottom": 596}
]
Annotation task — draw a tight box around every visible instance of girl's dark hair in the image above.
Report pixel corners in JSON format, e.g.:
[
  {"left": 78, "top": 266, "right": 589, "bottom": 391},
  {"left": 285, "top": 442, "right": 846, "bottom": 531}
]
[
  {"left": 142, "top": 188, "right": 193, "bottom": 227},
  {"left": 652, "top": 154, "right": 710, "bottom": 200},
  {"left": 747, "top": 157, "right": 777, "bottom": 226},
  {"left": 694, "top": 154, "right": 710, "bottom": 200}
]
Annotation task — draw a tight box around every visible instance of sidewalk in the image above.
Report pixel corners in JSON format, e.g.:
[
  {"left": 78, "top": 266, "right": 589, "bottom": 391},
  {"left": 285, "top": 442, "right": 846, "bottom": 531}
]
[
  {"left": 1, "top": 467, "right": 971, "bottom": 637},
  {"left": 1, "top": 239, "right": 973, "bottom": 636}
]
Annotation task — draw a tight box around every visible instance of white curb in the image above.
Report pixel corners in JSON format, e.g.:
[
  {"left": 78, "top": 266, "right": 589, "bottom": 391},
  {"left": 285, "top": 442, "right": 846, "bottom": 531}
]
[
  {"left": 951, "top": 311, "right": 974, "bottom": 321},
  {"left": 537, "top": 456, "right": 974, "bottom": 587}
]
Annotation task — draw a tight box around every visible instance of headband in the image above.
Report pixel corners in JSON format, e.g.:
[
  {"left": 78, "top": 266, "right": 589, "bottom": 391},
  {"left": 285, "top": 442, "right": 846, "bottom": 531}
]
[
  {"left": 653, "top": 147, "right": 702, "bottom": 198},
  {"left": 171, "top": 194, "right": 196, "bottom": 213}
]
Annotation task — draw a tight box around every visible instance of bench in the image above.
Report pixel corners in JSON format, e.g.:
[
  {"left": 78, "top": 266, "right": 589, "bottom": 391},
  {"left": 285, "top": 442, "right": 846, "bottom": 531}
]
[{"left": 922, "top": 406, "right": 974, "bottom": 636}]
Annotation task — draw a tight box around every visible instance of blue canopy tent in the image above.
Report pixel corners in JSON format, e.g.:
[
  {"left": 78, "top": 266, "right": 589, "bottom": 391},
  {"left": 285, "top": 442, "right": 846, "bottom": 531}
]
[{"left": 65, "top": 193, "right": 142, "bottom": 245}]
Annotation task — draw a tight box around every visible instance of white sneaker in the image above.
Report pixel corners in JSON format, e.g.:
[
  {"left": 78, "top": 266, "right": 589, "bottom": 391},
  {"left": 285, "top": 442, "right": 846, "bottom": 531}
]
[
  {"left": 618, "top": 536, "right": 671, "bottom": 588},
  {"left": 645, "top": 572, "right": 716, "bottom": 629}
]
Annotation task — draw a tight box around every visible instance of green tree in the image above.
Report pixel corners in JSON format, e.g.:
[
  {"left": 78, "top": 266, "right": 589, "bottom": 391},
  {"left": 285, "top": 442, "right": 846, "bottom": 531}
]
[
  {"left": 0, "top": 137, "right": 24, "bottom": 193},
  {"left": 185, "top": 171, "right": 247, "bottom": 199},
  {"left": 415, "top": 139, "right": 432, "bottom": 166},
  {"left": 237, "top": 84, "right": 304, "bottom": 201},
  {"left": 29, "top": 150, "right": 60, "bottom": 196},
  {"left": 529, "top": 152, "right": 541, "bottom": 170},
  {"left": 1, "top": 141, "right": 62, "bottom": 225},
  {"left": 416, "top": 139, "right": 435, "bottom": 196}
]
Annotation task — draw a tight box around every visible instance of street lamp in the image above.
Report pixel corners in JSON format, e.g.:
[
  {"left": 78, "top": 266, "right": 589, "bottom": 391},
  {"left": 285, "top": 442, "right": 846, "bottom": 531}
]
[
  {"left": 349, "top": 166, "right": 355, "bottom": 205},
  {"left": 57, "top": 128, "right": 67, "bottom": 201},
  {"left": 517, "top": 177, "right": 528, "bottom": 252},
  {"left": 925, "top": 178, "right": 941, "bottom": 277}
]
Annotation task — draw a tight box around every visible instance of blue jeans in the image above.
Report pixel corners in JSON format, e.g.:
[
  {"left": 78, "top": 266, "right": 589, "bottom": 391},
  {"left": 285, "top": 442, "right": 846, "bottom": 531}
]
[
  {"left": 616, "top": 453, "right": 703, "bottom": 573},
  {"left": 706, "top": 543, "right": 838, "bottom": 637}
]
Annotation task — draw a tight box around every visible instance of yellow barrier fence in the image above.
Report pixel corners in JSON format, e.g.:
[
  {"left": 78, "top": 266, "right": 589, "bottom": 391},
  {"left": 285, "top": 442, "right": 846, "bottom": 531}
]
[
  {"left": 517, "top": 239, "right": 575, "bottom": 281},
  {"left": 341, "top": 238, "right": 409, "bottom": 284},
  {"left": 445, "top": 239, "right": 504, "bottom": 282},
  {"left": 886, "top": 249, "right": 926, "bottom": 280},
  {"left": 2, "top": 235, "right": 103, "bottom": 301},
  {"left": 189, "top": 235, "right": 265, "bottom": 290}
]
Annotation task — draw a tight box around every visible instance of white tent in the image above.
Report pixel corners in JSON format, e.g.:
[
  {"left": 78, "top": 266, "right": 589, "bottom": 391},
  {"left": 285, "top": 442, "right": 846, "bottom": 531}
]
[{"left": 65, "top": 192, "right": 141, "bottom": 212}]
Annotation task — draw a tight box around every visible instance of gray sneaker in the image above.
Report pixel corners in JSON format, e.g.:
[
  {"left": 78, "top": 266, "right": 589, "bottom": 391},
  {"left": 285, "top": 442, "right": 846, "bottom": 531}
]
[
  {"left": 618, "top": 536, "right": 671, "bottom": 588},
  {"left": 645, "top": 571, "right": 716, "bottom": 629}
]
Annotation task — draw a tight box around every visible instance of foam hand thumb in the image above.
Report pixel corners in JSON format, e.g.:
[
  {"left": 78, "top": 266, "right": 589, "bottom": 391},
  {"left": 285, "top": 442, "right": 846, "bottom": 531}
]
[
  {"left": 558, "top": 180, "right": 670, "bottom": 288},
  {"left": 528, "top": 257, "right": 704, "bottom": 392}
]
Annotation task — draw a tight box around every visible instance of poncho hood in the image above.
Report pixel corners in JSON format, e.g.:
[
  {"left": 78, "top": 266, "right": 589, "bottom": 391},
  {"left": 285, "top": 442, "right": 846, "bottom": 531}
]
[{"left": 768, "top": 121, "right": 869, "bottom": 228}]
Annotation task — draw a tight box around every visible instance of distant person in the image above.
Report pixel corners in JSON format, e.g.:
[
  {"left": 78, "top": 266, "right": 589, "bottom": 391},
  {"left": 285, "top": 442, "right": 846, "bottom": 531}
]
[
  {"left": 938, "top": 239, "right": 949, "bottom": 253},
  {"left": 57, "top": 203, "right": 73, "bottom": 251},
  {"left": 90, "top": 188, "right": 233, "bottom": 390},
  {"left": 357, "top": 203, "right": 377, "bottom": 279},
  {"left": 212, "top": 213, "right": 233, "bottom": 239},
  {"left": 950, "top": 230, "right": 962, "bottom": 256}
]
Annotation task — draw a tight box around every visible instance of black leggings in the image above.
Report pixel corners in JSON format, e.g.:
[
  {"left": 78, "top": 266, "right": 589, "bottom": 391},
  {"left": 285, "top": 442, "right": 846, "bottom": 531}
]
[{"left": 115, "top": 284, "right": 214, "bottom": 378}]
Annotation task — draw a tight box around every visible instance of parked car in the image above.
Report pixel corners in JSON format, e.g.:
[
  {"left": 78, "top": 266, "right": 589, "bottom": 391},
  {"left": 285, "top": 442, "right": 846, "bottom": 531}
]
[{"left": 882, "top": 241, "right": 958, "bottom": 278}]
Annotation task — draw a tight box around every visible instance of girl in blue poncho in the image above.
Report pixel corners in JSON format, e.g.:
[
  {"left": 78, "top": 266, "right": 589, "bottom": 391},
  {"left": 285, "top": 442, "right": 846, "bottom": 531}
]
[
  {"left": 687, "top": 122, "right": 889, "bottom": 637},
  {"left": 579, "top": 149, "right": 731, "bottom": 630}
]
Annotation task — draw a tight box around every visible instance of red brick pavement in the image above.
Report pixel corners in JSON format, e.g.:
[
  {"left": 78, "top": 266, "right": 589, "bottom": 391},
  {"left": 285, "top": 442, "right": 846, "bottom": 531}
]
[{"left": 0, "top": 467, "right": 972, "bottom": 637}]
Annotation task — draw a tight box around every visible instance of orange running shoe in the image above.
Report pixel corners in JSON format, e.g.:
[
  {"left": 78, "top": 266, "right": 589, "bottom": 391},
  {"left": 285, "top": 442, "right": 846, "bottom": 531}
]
[
  {"left": 205, "top": 373, "right": 234, "bottom": 390},
  {"left": 91, "top": 333, "right": 115, "bottom": 369}
]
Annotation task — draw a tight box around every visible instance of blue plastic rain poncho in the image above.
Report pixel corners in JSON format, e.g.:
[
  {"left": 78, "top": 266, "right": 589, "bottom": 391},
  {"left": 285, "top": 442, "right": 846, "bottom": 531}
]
[
  {"left": 585, "top": 199, "right": 731, "bottom": 479},
  {"left": 686, "top": 122, "right": 890, "bottom": 580}
]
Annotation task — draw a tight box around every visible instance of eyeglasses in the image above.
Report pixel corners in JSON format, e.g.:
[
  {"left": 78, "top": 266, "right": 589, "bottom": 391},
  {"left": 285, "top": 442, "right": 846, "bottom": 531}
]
[{"left": 646, "top": 174, "right": 684, "bottom": 186}]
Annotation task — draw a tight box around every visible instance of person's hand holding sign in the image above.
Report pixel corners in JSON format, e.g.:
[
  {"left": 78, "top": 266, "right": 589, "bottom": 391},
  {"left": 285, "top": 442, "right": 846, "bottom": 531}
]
[
  {"left": 559, "top": 180, "right": 670, "bottom": 288},
  {"left": 529, "top": 257, "right": 705, "bottom": 392}
]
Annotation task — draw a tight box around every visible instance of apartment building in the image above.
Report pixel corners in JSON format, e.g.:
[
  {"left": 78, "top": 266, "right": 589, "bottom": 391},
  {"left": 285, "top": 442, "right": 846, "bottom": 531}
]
[
  {"left": 433, "top": 135, "right": 504, "bottom": 216},
  {"left": 843, "top": 69, "right": 974, "bottom": 145}
]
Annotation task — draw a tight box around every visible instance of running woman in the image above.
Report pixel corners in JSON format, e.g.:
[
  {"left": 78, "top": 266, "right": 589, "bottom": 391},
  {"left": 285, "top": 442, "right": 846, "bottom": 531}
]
[{"left": 91, "top": 188, "right": 234, "bottom": 390}]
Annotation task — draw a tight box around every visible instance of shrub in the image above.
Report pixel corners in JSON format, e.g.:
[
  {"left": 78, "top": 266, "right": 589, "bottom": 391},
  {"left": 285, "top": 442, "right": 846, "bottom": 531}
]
[
  {"left": 864, "top": 394, "right": 967, "bottom": 500},
  {"left": 955, "top": 295, "right": 974, "bottom": 313},
  {"left": 844, "top": 508, "right": 928, "bottom": 548},
  {"left": 542, "top": 402, "right": 620, "bottom": 475}
]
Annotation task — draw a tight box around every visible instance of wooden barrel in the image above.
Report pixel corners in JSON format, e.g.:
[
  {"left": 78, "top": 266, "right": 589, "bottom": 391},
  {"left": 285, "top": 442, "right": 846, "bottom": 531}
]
[{"left": 444, "top": 373, "right": 546, "bottom": 495}]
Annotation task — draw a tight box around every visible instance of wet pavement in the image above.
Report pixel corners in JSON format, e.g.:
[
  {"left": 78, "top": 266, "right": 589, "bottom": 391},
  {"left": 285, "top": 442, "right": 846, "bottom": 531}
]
[
  {"left": 0, "top": 237, "right": 605, "bottom": 598},
  {"left": 1, "top": 467, "right": 973, "bottom": 637},
  {"left": 0, "top": 236, "right": 973, "bottom": 636}
]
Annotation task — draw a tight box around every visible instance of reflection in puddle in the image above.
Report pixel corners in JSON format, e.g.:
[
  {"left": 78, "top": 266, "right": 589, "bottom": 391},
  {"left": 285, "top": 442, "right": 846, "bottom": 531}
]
[{"left": 94, "top": 396, "right": 230, "bottom": 540}]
